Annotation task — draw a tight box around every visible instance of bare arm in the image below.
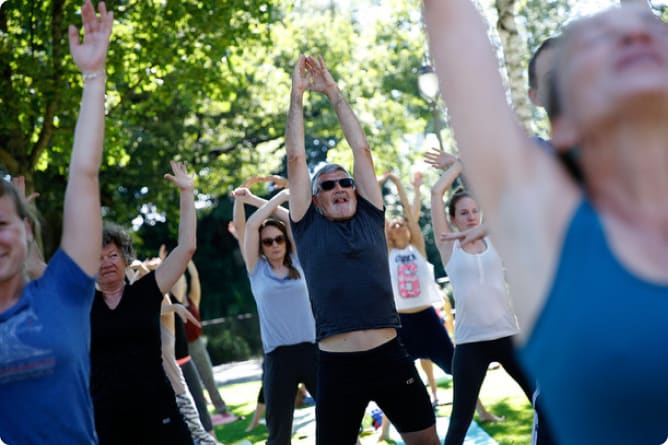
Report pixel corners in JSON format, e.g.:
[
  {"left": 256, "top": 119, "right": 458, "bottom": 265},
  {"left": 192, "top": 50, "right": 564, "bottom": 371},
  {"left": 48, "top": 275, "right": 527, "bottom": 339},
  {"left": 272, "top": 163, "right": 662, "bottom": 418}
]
[
  {"left": 386, "top": 173, "right": 426, "bottom": 256},
  {"left": 155, "top": 161, "right": 197, "bottom": 294},
  {"left": 242, "top": 189, "right": 291, "bottom": 274},
  {"left": 62, "top": 0, "right": 113, "bottom": 276},
  {"left": 429, "top": 154, "right": 464, "bottom": 266},
  {"left": 286, "top": 55, "right": 312, "bottom": 222},
  {"left": 186, "top": 260, "right": 201, "bottom": 308},
  {"left": 410, "top": 172, "right": 424, "bottom": 222},
  {"left": 308, "top": 56, "right": 383, "bottom": 209}
]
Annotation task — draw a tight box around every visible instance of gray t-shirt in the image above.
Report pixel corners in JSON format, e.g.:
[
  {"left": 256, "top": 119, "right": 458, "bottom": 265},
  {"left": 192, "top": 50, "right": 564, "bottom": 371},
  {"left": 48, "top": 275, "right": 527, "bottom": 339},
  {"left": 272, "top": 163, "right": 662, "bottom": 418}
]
[
  {"left": 249, "top": 253, "right": 316, "bottom": 353},
  {"left": 290, "top": 195, "right": 399, "bottom": 341}
]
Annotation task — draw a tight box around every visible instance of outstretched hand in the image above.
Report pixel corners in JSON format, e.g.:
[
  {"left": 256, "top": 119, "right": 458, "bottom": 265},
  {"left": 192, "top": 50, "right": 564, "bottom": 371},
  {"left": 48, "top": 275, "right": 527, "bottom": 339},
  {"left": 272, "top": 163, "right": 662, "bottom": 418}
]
[
  {"left": 173, "top": 303, "right": 201, "bottom": 327},
  {"left": 424, "top": 148, "right": 458, "bottom": 170},
  {"left": 164, "top": 160, "right": 195, "bottom": 192},
  {"left": 68, "top": 0, "right": 113, "bottom": 75}
]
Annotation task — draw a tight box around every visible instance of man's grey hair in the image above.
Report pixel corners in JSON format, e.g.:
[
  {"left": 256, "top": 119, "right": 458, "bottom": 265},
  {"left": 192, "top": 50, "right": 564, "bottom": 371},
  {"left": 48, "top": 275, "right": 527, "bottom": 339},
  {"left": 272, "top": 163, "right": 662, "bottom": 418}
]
[{"left": 311, "top": 163, "right": 353, "bottom": 195}]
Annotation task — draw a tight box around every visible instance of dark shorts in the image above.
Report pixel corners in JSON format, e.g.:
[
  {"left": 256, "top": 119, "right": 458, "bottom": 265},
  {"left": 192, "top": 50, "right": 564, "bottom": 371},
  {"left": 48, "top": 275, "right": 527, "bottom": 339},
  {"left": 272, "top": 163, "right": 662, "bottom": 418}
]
[
  {"left": 398, "top": 307, "right": 455, "bottom": 375},
  {"left": 316, "top": 337, "right": 434, "bottom": 445}
]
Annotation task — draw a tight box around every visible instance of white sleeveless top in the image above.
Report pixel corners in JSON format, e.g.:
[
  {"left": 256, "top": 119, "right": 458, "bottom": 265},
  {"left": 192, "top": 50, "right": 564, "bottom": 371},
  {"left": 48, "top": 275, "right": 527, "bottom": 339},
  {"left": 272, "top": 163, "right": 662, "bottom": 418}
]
[
  {"left": 388, "top": 245, "right": 442, "bottom": 311},
  {"left": 445, "top": 238, "right": 519, "bottom": 344}
]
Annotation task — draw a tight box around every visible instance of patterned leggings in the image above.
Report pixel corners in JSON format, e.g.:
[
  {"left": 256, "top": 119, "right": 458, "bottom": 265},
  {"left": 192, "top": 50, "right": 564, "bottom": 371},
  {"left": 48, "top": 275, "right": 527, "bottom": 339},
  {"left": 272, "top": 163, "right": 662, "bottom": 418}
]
[{"left": 175, "top": 392, "right": 218, "bottom": 445}]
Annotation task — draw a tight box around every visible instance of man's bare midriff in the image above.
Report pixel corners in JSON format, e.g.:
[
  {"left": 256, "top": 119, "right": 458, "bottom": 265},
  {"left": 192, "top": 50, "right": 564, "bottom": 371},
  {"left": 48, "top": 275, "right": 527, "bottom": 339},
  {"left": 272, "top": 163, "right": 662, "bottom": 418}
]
[{"left": 318, "top": 327, "right": 397, "bottom": 352}]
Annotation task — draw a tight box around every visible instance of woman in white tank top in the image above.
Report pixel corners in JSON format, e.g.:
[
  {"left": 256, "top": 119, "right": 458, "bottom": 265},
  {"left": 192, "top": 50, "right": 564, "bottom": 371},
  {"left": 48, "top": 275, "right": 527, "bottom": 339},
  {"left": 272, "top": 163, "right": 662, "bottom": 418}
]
[
  {"left": 427, "top": 149, "right": 535, "bottom": 445},
  {"left": 377, "top": 172, "right": 499, "bottom": 439}
]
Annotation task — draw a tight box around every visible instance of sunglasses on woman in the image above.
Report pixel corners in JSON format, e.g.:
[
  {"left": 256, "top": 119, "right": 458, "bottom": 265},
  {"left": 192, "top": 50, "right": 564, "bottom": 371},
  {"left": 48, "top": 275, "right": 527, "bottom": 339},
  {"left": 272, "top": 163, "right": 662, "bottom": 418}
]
[
  {"left": 261, "top": 235, "right": 286, "bottom": 247},
  {"left": 318, "top": 177, "right": 355, "bottom": 192}
]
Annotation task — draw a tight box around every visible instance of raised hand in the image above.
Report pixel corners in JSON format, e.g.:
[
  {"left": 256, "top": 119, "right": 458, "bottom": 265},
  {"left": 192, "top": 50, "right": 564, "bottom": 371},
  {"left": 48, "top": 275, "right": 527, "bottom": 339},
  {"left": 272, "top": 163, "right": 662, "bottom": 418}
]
[
  {"left": 11, "top": 176, "right": 40, "bottom": 204},
  {"left": 231, "top": 187, "right": 253, "bottom": 202},
  {"left": 411, "top": 172, "right": 424, "bottom": 189},
  {"left": 227, "top": 221, "right": 239, "bottom": 240},
  {"left": 291, "top": 55, "right": 310, "bottom": 95},
  {"left": 68, "top": 0, "right": 113, "bottom": 75},
  {"left": 265, "top": 175, "right": 289, "bottom": 190},
  {"left": 424, "top": 148, "right": 458, "bottom": 170},
  {"left": 173, "top": 303, "right": 201, "bottom": 326},
  {"left": 304, "top": 55, "right": 337, "bottom": 95},
  {"left": 164, "top": 160, "right": 195, "bottom": 192}
]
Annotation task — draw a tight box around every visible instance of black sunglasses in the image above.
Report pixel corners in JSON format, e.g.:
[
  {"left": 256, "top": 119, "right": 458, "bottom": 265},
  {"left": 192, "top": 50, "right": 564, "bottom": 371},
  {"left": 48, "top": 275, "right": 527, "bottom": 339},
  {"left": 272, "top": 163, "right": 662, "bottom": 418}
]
[
  {"left": 261, "top": 235, "right": 286, "bottom": 247},
  {"left": 318, "top": 177, "right": 355, "bottom": 192}
]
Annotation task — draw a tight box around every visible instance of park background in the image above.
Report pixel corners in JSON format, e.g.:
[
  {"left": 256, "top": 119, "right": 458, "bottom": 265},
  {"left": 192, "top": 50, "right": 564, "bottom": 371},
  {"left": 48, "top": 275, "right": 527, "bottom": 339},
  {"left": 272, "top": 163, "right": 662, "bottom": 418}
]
[{"left": 3, "top": 0, "right": 667, "bottom": 364}]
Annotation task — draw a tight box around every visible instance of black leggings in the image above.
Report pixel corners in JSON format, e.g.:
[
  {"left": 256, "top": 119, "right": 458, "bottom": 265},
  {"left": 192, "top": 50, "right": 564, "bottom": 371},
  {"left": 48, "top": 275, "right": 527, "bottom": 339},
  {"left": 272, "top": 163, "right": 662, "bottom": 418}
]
[{"left": 444, "top": 336, "right": 534, "bottom": 445}]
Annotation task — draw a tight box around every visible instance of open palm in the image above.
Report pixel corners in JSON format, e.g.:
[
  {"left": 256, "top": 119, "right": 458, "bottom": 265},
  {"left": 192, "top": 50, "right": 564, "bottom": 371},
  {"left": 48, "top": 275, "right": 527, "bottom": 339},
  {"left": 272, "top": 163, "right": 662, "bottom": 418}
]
[{"left": 68, "top": 0, "right": 113, "bottom": 74}]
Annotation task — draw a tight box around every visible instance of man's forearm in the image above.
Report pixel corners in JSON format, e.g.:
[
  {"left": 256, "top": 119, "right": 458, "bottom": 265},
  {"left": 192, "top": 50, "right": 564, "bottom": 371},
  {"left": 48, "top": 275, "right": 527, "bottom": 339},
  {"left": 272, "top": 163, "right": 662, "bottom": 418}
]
[
  {"left": 326, "top": 87, "right": 369, "bottom": 152},
  {"left": 286, "top": 92, "right": 306, "bottom": 161}
]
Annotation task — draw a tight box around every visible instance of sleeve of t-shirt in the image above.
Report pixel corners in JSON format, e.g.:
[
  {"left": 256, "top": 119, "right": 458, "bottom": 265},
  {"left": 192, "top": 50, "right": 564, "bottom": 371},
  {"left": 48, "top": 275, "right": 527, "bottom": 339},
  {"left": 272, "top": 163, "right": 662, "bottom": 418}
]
[
  {"left": 356, "top": 194, "right": 386, "bottom": 226},
  {"left": 36, "top": 248, "right": 96, "bottom": 307},
  {"left": 290, "top": 202, "right": 316, "bottom": 241}
]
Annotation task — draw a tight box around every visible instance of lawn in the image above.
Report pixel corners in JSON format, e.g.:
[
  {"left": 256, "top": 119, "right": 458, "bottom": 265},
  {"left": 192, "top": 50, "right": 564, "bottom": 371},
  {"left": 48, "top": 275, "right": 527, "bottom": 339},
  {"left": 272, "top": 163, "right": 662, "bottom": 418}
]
[{"left": 211, "top": 364, "right": 534, "bottom": 445}]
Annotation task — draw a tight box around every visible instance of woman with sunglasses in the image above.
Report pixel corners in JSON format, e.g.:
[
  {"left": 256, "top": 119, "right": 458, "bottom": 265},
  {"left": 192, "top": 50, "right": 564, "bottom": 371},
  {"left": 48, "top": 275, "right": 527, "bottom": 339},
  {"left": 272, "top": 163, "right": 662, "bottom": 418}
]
[{"left": 232, "top": 186, "right": 317, "bottom": 445}]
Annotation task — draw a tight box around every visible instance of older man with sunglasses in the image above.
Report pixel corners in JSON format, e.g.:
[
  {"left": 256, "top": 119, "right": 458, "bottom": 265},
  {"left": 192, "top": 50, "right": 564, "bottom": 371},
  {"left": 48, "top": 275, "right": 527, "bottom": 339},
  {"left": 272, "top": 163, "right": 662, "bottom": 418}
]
[{"left": 286, "top": 54, "right": 439, "bottom": 445}]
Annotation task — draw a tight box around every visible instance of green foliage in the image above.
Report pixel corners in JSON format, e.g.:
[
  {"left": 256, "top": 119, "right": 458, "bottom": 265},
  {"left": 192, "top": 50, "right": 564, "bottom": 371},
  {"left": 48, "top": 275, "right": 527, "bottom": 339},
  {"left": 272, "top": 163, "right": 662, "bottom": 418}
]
[
  {"left": 3, "top": 0, "right": 595, "bottom": 321},
  {"left": 204, "top": 317, "right": 262, "bottom": 365}
]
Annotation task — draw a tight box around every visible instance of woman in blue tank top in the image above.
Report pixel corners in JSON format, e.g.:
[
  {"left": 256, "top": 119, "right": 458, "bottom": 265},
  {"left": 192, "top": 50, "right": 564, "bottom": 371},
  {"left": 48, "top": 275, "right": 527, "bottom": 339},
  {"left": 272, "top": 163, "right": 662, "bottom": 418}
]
[
  {"left": 232, "top": 186, "right": 317, "bottom": 445},
  {"left": 424, "top": 1, "right": 668, "bottom": 443}
]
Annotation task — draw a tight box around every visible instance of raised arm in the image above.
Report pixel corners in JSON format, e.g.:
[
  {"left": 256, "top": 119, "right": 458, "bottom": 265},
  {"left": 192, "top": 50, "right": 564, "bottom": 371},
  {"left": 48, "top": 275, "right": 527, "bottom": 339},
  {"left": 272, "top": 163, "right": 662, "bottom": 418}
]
[
  {"left": 427, "top": 150, "right": 463, "bottom": 265},
  {"left": 621, "top": 0, "right": 652, "bottom": 10},
  {"left": 242, "top": 189, "right": 291, "bottom": 273},
  {"left": 305, "top": 55, "right": 383, "bottom": 209},
  {"left": 186, "top": 260, "right": 201, "bottom": 308},
  {"left": 286, "top": 55, "right": 312, "bottom": 222},
  {"left": 410, "top": 172, "right": 424, "bottom": 222},
  {"left": 155, "top": 161, "right": 197, "bottom": 294},
  {"left": 386, "top": 173, "right": 426, "bottom": 256},
  {"left": 421, "top": 0, "right": 575, "bottom": 219},
  {"left": 61, "top": 0, "right": 113, "bottom": 276}
]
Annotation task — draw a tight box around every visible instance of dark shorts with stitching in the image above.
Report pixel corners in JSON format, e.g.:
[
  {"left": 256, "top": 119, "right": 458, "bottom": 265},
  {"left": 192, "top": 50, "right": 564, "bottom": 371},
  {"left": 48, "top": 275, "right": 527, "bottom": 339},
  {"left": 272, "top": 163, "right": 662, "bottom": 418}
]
[{"left": 316, "top": 337, "right": 435, "bottom": 445}]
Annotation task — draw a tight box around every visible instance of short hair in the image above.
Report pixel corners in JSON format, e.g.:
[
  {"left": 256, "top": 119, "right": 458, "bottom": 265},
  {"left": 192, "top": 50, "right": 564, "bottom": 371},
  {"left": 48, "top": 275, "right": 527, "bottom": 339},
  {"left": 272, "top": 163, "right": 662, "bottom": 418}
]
[
  {"left": 102, "top": 222, "right": 136, "bottom": 264},
  {"left": 311, "top": 163, "right": 352, "bottom": 196},
  {"left": 528, "top": 37, "right": 560, "bottom": 91}
]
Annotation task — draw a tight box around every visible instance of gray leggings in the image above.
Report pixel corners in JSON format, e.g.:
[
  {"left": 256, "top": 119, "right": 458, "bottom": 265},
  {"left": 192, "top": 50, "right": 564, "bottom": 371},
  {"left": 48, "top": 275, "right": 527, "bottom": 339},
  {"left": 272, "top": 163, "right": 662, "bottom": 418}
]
[{"left": 188, "top": 337, "right": 228, "bottom": 413}]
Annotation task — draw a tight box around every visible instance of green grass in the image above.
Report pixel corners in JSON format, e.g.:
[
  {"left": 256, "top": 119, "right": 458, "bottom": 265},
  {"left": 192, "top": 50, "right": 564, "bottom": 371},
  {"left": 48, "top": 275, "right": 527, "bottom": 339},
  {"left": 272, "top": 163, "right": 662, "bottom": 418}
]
[{"left": 212, "top": 366, "right": 534, "bottom": 445}]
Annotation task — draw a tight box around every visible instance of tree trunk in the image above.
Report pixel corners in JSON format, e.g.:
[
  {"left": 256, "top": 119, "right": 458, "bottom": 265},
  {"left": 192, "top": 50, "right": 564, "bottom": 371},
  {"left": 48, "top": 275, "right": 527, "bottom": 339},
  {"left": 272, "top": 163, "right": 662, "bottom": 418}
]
[{"left": 495, "top": 0, "right": 533, "bottom": 130}]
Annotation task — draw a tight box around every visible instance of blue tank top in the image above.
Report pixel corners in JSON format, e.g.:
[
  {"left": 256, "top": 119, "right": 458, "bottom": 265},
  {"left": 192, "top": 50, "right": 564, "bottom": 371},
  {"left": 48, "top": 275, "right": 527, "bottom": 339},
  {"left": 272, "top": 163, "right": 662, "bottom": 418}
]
[{"left": 520, "top": 200, "right": 668, "bottom": 444}]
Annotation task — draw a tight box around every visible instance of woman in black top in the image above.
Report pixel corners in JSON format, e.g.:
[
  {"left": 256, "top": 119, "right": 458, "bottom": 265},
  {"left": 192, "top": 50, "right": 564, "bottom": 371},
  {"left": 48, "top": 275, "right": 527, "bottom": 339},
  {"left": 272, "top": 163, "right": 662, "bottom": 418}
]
[{"left": 90, "top": 161, "right": 197, "bottom": 445}]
